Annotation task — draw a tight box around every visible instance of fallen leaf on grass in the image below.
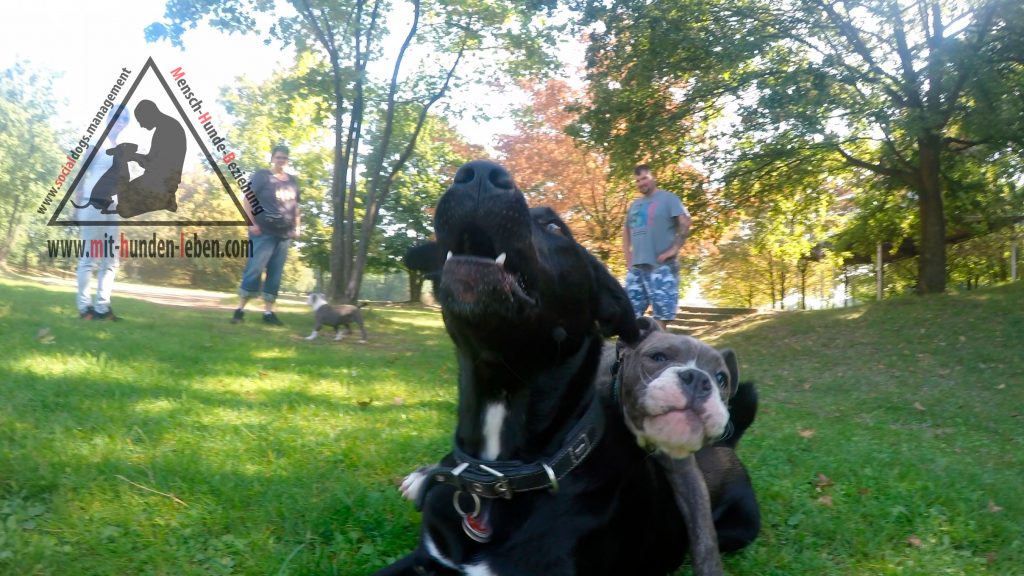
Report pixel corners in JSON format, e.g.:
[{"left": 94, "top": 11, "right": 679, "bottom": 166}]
[
  {"left": 913, "top": 402, "right": 926, "bottom": 411},
  {"left": 816, "top": 495, "right": 834, "bottom": 507},
  {"left": 988, "top": 501, "right": 1003, "bottom": 513},
  {"left": 906, "top": 535, "right": 923, "bottom": 548},
  {"left": 798, "top": 428, "right": 816, "bottom": 439},
  {"left": 357, "top": 399, "right": 373, "bottom": 408},
  {"left": 815, "top": 473, "right": 834, "bottom": 491},
  {"left": 36, "top": 327, "right": 55, "bottom": 345},
  {"left": 996, "top": 384, "right": 1006, "bottom": 390},
  {"left": 393, "top": 397, "right": 405, "bottom": 406}
]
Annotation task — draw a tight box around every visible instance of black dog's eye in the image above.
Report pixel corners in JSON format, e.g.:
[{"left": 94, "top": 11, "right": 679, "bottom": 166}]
[
  {"left": 545, "top": 222, "right": 563, "bottom": 235},
  {"left": 715, "top": 372, "right": 728, "bottom": 387},
  {"left": 650, "top": 352, "right": 668, "bottom": 362}
]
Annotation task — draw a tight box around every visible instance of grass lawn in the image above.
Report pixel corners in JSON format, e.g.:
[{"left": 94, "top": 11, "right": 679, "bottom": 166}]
[{"left": 0, "top": 277, "right": 1021, "bottom": 575}]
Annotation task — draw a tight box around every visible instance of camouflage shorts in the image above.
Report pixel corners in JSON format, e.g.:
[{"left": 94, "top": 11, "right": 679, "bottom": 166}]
[{"left": 625, "top": 263, "right": 680, "bottom": 320}]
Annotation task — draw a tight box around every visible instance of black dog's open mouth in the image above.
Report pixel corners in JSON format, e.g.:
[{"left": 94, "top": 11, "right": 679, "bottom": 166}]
[{"left": 439, "top": 223, "right": 536, "bottom": 319}]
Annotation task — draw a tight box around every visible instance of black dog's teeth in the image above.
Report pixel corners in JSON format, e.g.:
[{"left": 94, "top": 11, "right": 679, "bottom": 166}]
[{"left": 446, "top": 250, "right": 509, "bottom": 268}]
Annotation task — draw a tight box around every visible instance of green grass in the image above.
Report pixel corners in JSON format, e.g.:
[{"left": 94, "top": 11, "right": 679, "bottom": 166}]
[
  {"left": 712, "top": 284, "right": 1024, "bottom": 575},
  {"left": 0, "top": 277, "right": 1021, "bottom": 575}
]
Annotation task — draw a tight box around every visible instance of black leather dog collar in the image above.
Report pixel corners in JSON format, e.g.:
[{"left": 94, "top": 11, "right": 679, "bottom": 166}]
[
  {"left": 422, "top": 397, "right": 605, "bottom": 502},
  {"left": 610, "top": 354, "right": 623, "bottom": 410}
]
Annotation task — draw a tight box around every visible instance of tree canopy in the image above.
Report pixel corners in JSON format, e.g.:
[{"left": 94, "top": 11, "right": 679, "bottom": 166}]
[
  {"left": 576, "top": 0, "right": 1024, "bottom": 294},
  {"left": 148, "top": 0, "right": 561, "bottom": 302}
]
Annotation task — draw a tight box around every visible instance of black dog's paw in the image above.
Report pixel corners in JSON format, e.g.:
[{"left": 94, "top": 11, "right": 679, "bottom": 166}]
[{"left": 399, "top": 465, "right": 437, "bottom": 504}]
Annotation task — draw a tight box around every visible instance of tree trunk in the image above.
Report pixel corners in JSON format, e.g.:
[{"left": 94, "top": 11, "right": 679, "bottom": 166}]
[
  {"left": 916, "top": 134, "right": 947, "bottom": 294},
  {"left": 0, "top": 193, "right": 25, "bottom": 266},
  {"left": 797, "top": 260, "right": 808, "bottom": 310},
  {"left": 408, "top": 270, "right": 423, "bottom": 303},
  {"left": 777, "top": 261, "right": 787, "bottom": 309},
  {"left": 327, "top": 54, "right": 351, "bottom": 303}
]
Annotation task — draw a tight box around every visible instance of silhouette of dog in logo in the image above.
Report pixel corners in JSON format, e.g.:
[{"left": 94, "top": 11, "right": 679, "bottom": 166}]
[{"left": 71, "top": 142, "right": 137, "bottom": 213}]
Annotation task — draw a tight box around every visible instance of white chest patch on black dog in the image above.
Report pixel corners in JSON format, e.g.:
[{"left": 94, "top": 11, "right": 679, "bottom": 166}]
[{"left": 482, "top": 403, "right": 507, "bottom": 461}]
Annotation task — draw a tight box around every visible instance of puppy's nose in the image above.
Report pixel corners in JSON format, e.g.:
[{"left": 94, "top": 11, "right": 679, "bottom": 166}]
[{"left": 677, "top": 369, "right": 713, "bottom": 400}]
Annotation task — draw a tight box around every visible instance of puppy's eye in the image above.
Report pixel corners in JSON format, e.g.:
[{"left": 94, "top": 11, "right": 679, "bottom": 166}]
[
  {"left": 650, "top": 352, "right": 668, "bottom": 362},
  {"left": 545, "top": 222, "right": 563, "bottom": 235},
  {"left": 715, "top": 372, "right": 728, "bottom": 387}
]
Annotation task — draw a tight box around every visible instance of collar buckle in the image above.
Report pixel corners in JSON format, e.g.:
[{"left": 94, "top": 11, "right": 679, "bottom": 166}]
[
  {"left": 478, "top": 464, "right": 512, "bottom": 499},
  {"left": 569, "top": 433, "right": 592, "bottom": 465}
]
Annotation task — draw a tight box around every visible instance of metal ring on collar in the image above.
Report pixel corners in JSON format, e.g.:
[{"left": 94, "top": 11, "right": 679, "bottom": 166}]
[
  {"left": 453, "top": 490, "right": 481, "bottom": 518},
  {"left": 542, "top": 462, "right": 559, "bottom": 494}
]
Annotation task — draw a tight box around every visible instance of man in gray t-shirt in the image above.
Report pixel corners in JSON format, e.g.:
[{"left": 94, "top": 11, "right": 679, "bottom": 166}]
[{"left": 623, "top": 164, "right": 691, "bottom": 328}]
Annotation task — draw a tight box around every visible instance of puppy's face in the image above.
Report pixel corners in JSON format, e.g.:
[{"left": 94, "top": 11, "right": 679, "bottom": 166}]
[
  {"left": 306, "top": 293, "right": 327, "bottom": 309},
  {"left": 618, "top": 322, "right": 738, "bottom": 458}
]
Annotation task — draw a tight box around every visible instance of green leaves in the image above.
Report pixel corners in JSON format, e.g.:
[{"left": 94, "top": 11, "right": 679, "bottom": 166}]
[{"left": 576, "top": 0, "right": 1024, "bottom": 294}]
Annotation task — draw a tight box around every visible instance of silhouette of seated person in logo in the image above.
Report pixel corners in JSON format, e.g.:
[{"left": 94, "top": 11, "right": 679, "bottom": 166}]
[{"left": 114, "top": 99, "right": 186, "bottom": 218}]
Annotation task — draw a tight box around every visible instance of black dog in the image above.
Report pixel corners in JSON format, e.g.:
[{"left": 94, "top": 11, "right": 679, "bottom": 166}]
[
  {"left": 380, "top": 160, "right": 758, "bottom": 575},
  {"left": 70, "top": 142, "right": 137, "bottom": 213}
]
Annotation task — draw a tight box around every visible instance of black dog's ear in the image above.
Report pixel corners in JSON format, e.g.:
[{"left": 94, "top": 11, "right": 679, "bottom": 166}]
[
  {"left": 404, "top": 241, "right": 441, "bottom": 273},
  {"left": 588, "top": 254, "right": 640, "bottom": 345},
  {"left": 405, "top": 242, "right": 443, "bottom": 299},
  {"left": 720, "top": 348, "right": 740, "bottom": 399}
]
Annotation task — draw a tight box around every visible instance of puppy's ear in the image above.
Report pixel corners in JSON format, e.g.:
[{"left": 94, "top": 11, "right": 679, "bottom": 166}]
[
  {"left": 636, "top": 316, "right": 662, "bottom": 339},
  {"left": 617, "top": 315, "right": 660, "bottom": 355},
  {"left": 720, "top": 348, "right": 740, "bottom": 399},
  {"left": 588, "top": 253, "right": 639, "bottom": 345}
]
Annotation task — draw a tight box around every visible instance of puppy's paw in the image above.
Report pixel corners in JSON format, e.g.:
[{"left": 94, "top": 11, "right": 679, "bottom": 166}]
[
  {"left": 304, "top": 334, "right": 317, "bottom": 341},
  {"left": 400, "top": 466, "right": 435, "bottom": 502}
]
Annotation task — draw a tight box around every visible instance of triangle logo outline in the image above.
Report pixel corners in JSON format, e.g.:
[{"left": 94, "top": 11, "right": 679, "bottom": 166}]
[{"left": 49, "top": 57, "right": 252, "bottom": 227}]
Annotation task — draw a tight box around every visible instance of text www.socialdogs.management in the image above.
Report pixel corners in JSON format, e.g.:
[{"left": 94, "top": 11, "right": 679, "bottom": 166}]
[{"left": 47, "top": 233, "right": 252, "bottom": 259}]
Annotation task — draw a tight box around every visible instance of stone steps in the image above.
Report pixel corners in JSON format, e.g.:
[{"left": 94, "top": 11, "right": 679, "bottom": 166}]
[{"left": 667, "top": 306, "right": 758, "bottom": 336}]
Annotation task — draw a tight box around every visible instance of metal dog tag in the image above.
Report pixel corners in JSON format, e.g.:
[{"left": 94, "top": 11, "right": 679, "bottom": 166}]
[{"left": 462, "top": 514, "right": 492, "bottom": 543}]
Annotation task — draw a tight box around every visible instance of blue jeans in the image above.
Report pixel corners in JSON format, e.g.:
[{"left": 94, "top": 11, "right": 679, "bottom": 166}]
[{"left": 239, "top": 233, "right": 290, "bottom": 303}]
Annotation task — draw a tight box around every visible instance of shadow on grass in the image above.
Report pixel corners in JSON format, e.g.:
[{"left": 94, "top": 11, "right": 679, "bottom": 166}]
[{"left": 0, "top": 279, "right": 455, "bottom": 574}]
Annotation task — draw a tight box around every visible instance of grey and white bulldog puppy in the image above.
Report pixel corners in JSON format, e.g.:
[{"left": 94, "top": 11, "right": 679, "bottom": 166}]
[
  {"left": 304, "top": 293, "right": 368, "bottom": 342},
  {"left": 596, "top": 317, "right": 744, "bottom": 576},
  {"left": 600, "top": 318, "right": 736, "bottom": 458}
]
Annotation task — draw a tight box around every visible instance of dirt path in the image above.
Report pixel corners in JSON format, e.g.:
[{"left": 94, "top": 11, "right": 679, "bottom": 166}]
[{"left": 11, "top": 270, "right": 306, "bottom": 311}]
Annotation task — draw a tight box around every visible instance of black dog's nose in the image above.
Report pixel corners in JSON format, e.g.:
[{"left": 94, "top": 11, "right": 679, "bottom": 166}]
[
  {"left": 452, "top": 160, "right": 514, "bottom": 191},
  {"left": 435, "top": 160, "right": 530, "bottom": 257},
  {"left": 677, "top": 369, "right": 713, "bottom": 400}
]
